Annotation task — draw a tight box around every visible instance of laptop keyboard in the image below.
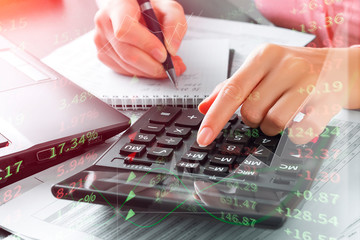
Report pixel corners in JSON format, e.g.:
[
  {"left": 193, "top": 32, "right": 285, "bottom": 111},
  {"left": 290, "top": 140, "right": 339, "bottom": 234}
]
[{"left": 52, "top": 106, "right": 337, "bottom": 228}]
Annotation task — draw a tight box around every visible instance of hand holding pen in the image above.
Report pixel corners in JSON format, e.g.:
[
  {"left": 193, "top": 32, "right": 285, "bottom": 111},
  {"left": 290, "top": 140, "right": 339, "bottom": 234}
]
[{"left": 94, "top": 0, "right": 187, "bottom": 80}]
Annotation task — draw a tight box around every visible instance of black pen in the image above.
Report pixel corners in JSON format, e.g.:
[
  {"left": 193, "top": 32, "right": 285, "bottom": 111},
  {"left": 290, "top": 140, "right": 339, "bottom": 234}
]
[{"left": 137, "top": 0, "right": 178, "bottom": 88}]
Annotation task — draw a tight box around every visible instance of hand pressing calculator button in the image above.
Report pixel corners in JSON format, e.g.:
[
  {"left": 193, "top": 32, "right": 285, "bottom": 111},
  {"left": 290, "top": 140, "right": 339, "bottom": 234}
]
[{"left": 53, "top": 106, "right": 337, "bottom": 229}]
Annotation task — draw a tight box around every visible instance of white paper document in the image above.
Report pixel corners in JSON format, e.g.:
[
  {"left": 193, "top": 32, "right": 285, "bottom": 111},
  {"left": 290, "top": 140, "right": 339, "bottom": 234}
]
[
  {"left": 43, "top": 36, "right": 230, "bottom": 110},
  {"left": 42, "top": 15, "right": 314, "bottom": 110}
]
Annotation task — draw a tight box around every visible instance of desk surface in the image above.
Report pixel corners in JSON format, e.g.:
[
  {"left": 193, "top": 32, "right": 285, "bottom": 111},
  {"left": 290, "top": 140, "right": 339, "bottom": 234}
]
[
  {"left": 1, "top": 1, "right": 359, "bottom": 239},
  {"left": 0, "top": 0, "right": 98, "bottom": 58}
]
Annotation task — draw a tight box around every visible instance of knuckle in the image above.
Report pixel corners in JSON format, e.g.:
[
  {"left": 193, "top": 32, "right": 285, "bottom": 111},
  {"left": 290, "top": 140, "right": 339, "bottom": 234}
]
[
  {"left": 93, "top": 33, "right": 106, "bottom": 51},
  {"left": 115, "top": 17, "right": 134, "bottom": 39},
  {"left": 94, "top": 9, "right": 107, "bottom": 28},
  {"left": 241, "top": 107, "right": 262, "bottom": 126},
  {"left": 255, "top": 43, "right": 282, "bottom": 59},
  {"left": 93, "top": 33, "right": 102, "bottom": 48},
  {"left": 266, "top": 112, "right": 287, "bottom": 131},
  {"left": 167, "top": 0, "right": 185, "bottom": 12},
  {"left": 220, "top": 83, "right": 242, "bottom": 102},
  {"left": 120, "top": 47, "right": 137, "bottom": 64},
  {"left": 281, "top": 56, "right": 308, "bottom": 71}
]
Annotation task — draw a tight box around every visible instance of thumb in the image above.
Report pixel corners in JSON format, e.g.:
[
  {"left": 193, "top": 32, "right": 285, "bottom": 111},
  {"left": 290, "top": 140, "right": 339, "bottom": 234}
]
[{"left": 151, "top": 0, "right": 187, "bottom": 55}]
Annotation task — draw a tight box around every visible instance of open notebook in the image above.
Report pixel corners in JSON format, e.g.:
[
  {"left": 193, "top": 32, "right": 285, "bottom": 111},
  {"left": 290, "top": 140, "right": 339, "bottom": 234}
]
[
  {"left": 43, "top": 16, "right": 315, "bottom": 110},
  {"left": 44, "top": 37, "right": 229, "bottom": 110}
]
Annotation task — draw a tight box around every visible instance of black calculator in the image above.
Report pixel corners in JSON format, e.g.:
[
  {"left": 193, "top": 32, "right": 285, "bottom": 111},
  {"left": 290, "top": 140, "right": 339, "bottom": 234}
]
[{"left": 52, "top": 106, "right": 337, "bottom": 229}]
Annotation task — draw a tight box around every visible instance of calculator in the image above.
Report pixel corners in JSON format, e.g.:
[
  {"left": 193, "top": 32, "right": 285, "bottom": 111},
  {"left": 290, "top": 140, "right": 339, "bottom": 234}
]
[{"left": 52, "top": 106, "right": 337, "bottom": 228}]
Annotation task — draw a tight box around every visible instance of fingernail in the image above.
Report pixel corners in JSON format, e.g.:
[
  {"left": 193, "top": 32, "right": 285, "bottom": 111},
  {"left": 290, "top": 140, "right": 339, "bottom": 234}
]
[
  {"left": 197, "top": 127, "right": 213, "bottom": 146},
  {"left": 151, "top": 48, "right": 166, "bottom": 62},
  {"left": 200, "top": 97, "right": 209, "bottom": 105}
]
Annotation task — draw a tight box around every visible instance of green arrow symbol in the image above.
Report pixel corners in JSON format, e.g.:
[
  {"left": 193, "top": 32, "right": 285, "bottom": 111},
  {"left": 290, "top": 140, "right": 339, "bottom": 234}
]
[
  {"left": 126, "top": 171, "right": 136, "bottom": 183},
  {"left": 125, "top": 209, "right": 135, "bottom": 221},
  {"left": 125, "top": 190, "right": 136, "bottom": 203}
]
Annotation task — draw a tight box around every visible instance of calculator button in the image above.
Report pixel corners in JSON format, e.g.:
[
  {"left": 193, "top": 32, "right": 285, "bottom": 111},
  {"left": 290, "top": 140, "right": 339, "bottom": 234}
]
[
  {"left": 215, "top": 132, "right": 224, "bottom": 142},
  {"left": 226, "top": 133, "right": 250, "bottom": 145},
  {"left": 228, "top": 114, "right": 238, "bottom": 124},
  {"left": 281, "top": 156, "right": 304, "bottom": 164},
  {"left": 176, "top": 161, "right": 200, "bottom": 173},
  {"left": 149, "top": 106, "right": 181, "bottom": 125},
  {"left": 222, "top": 122, "right": 231, "bottom": 132},
  {"left": 147, "top": 147, "right": 173, "bottom": 160},
  {"left": 219, "top": 143, "right": 243, "bottom": 156},
  {"left": 242, "top": 157, "right": 267, "bottom": 169},
  {"left": 131, "top": 133, "right": 156, "bottom": 146},
  {"left": 234, "top": 124, "right": 251, "bottom": 134},
  {"left": 181, "top": 151, "right": 207, "bottom": 164},
  {"left": 175, "top": 109, "right": 203, "bottom": 128},
  {"left": 120, "top": 143, "right": 146, "bottom": 157},
  {"left": 275, "top": 162, "right": 301, "bottom": 177},
  {"left": 251, "top": 147, "right": 273, "bottom": 165},
  {"left": 273, "top": 177, "right": 291, "bottom": 185},
  {"left": 254, "top": 136, "right": 279, "bottom": 149},
  {"left": 233, "top": 166, "right": 259, "bottom": 180},
  {"left": 203, "top": 165, "right": 229, "bottom": 177},
  {"left": 210, "top": 154, "right": 236, "bottom": 165},
  {"left": 140, "top": 123, "right": 165, "bottom": 135},
  {"left": 166, "top": 126, "right": 191, "bottom": 138},
  {"left": 157, "top": 136, "right": 183, "bottom": 148},
  {"left": 190, "top": 141, "right": 216, "bottom": 152}
]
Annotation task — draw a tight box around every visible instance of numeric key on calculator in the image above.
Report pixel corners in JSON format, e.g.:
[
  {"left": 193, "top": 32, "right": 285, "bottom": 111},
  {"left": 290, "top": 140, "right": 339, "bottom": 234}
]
[
  {"left": 251, "top": 147, "right": 273, "bottom": 165},
  {"left": 226, "top": 133, "right": 250, "bottom": 145},
  {"left": 254, "top": 136, "right": 279, "bottom": 149},
  {"left": 219, "top": 143, "right": 243, "bottom": 156}
]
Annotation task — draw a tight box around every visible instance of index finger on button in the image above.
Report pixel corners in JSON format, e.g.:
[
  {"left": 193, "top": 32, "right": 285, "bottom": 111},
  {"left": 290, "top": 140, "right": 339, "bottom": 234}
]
[{"left": 197, "top": 44, "right": 277, "bottom": 146}]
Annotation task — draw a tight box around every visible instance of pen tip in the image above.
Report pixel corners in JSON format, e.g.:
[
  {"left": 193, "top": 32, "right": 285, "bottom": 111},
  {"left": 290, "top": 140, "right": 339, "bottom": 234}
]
[{"left": 166, "top": 69, "right": 178, "bottom": 89}]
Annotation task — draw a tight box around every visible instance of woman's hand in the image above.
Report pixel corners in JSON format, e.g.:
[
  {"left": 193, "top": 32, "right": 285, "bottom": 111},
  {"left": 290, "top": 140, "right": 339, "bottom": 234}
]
[
  {"left": 94, "top": 0, "right": 187, "bottom": 78},
  {"left": 197, "top": 44, "right": 360, "bottom": 145}
]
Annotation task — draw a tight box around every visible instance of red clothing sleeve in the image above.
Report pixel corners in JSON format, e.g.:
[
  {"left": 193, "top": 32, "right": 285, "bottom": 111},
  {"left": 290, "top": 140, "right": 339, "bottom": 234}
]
[{"left": 254, "top": 0, "right": 360, "bottom": 47}]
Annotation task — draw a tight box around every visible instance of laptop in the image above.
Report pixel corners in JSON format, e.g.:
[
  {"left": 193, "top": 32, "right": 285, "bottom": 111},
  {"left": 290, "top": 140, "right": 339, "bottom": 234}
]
[{"left": 0, "top": 35, "right": 130, "bottom": 187}]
